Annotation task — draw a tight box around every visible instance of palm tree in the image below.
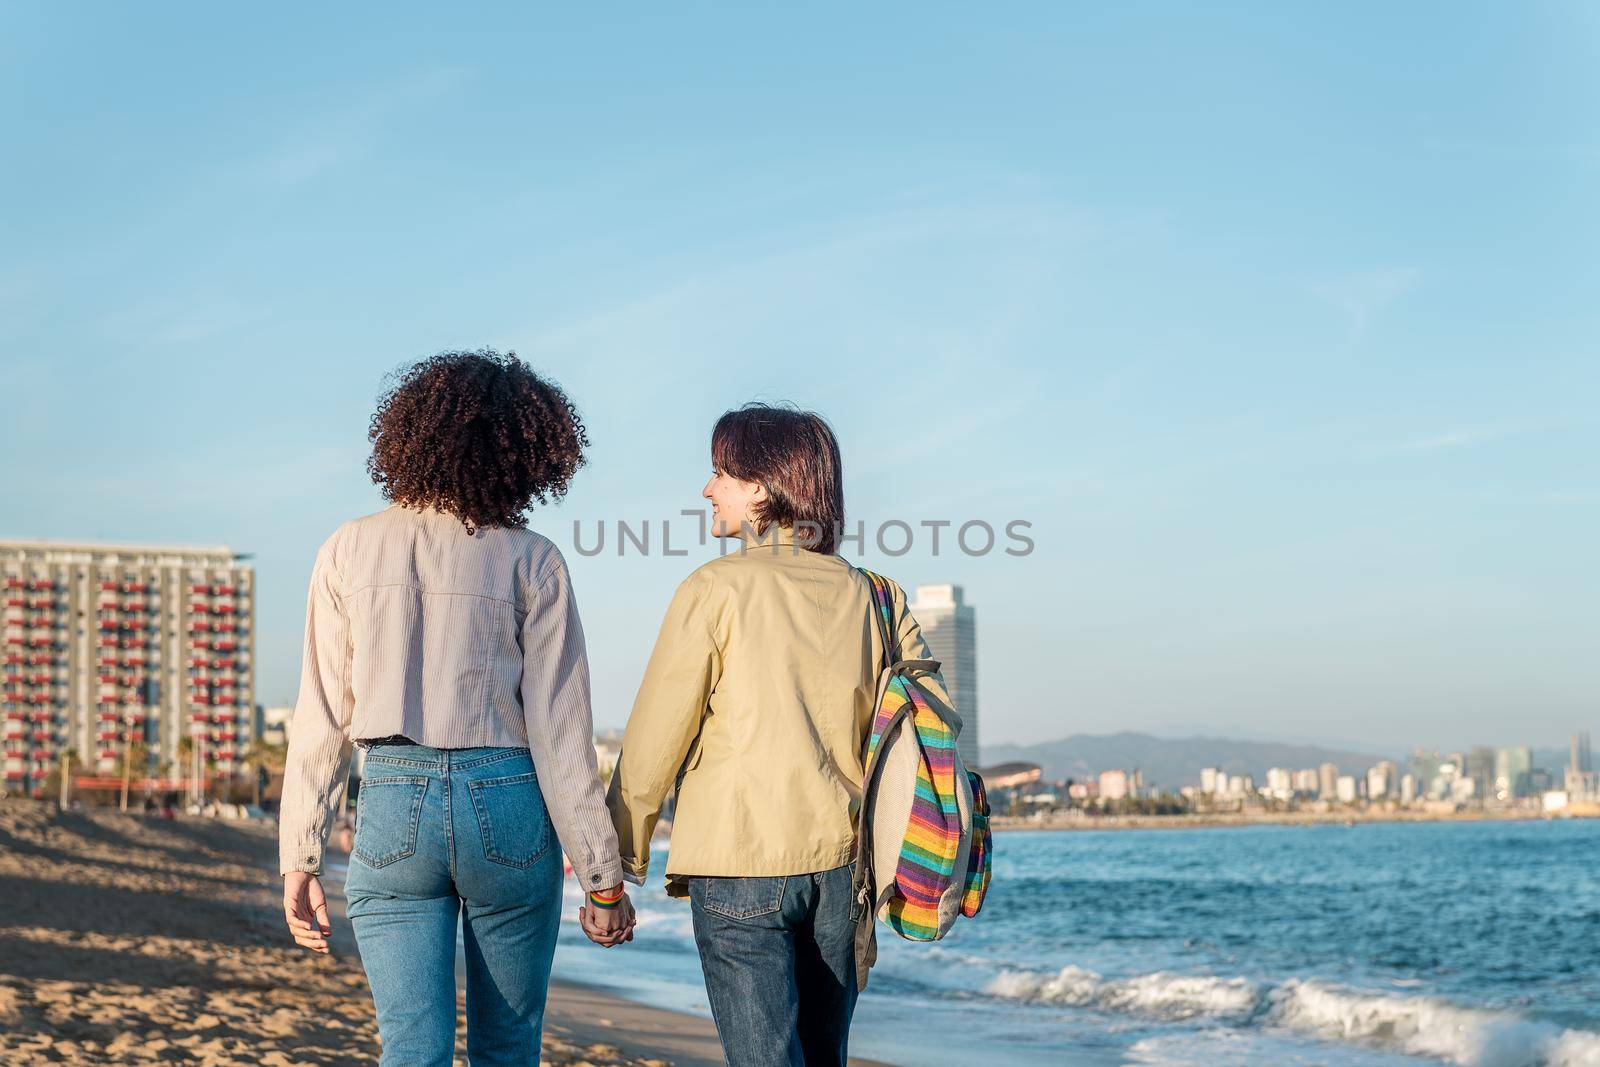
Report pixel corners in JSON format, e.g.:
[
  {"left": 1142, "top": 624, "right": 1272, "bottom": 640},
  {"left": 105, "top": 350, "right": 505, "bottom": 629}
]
[{"left": 242, "top": 737, "right": 287, "bottom": 807}]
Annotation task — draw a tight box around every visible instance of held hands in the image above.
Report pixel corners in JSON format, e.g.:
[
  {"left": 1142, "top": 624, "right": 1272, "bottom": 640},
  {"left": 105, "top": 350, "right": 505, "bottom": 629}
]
[
  {"left": 283, "top": 871, "right": 333, "bottom": 954},
  {"left": 578, "top": 883, "right": 636, "bottom": 948}
]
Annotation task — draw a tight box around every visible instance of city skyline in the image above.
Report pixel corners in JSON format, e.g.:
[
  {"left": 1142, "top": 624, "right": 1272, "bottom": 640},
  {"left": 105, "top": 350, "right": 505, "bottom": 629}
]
[{"left": 4, "top": 5, "right": 1597, "bottom": 751}]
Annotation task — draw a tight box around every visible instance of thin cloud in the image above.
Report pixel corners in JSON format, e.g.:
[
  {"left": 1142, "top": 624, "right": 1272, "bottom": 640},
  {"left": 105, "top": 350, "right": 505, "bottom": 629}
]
[
  {"left": 1359, "top": 424, "right": 1519, "bottom": 459},
  {"left": 255, "top": 67, "right": 467, "bottom": 186},
  {"left": 1312, "top": 266, "right": 1420, "bottom": 338}
]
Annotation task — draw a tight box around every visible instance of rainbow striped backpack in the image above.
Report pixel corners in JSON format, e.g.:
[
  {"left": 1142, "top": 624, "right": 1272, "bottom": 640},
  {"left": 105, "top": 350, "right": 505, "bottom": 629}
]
[{"left": 850, "top": 569, "right": 993, "bottom": 989}]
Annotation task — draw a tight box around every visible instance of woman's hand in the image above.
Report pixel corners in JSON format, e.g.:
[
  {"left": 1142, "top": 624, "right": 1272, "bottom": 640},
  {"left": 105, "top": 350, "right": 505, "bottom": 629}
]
[
  {"left": 283, "top": 871, "right": 333, "bottom": 954},
  {"left": 578, "top": 885, "right": 636, "bottom": 948}
]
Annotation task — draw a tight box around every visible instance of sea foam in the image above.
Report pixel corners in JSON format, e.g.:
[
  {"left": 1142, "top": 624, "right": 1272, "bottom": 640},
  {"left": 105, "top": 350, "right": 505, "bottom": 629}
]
[{"left": 985, "top": 966, "right": 1600, "bottom": 1067}]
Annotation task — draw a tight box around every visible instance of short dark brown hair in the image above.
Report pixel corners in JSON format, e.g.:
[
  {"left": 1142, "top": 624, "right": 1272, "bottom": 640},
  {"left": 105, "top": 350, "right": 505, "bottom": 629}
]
[
  {"left": 711, "top": 403, "right": 844, "bottom": 553},
  {"left": 366, "top": 349, "right": 589, "bottom": 535}
]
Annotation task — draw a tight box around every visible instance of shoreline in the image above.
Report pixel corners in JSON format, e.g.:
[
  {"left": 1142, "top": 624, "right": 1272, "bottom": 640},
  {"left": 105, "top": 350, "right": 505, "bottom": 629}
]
[{"left": 993, "top": 807, "right": 1600, "bottom": 833}]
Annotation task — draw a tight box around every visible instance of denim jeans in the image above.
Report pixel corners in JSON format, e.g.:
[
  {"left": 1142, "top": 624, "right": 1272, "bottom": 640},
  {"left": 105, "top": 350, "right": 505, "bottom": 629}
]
[
  {"left": 687, "top": 863, "right": 863, "bottom": 1067},
  {"left": 344, "top": 745, "right": 562, "bottom": 1066}
]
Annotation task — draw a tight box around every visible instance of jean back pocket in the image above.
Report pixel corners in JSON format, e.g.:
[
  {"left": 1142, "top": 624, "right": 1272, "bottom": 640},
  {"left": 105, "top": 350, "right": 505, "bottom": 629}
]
[
  {"left": 353, "top": 776, "right": 429, "bottom": 868},
  {"left": 468, "top": 772, "right": 551, "bottom": 868},
  {"left": 692, "top": 874, "right": 788, "bottom": 920}
]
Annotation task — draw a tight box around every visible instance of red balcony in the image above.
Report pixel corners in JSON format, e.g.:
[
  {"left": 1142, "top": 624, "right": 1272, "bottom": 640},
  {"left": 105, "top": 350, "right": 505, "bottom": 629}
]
[
  {"left": 98, "top": 637, "right": 119, "bottom": 648},
  {"left": 214, "top": 641, "right": 235, "bottom": 652},
  {"left": 121, "top": 582, "right": 146, "bottom": 593},
  {"left": 5, "top": 637, "right": 23, "bottom": 646},
  {"left": 214, "top": 693, "right": 236, "bottom": 705},
  {"left": 190, "top": 583, "right": 209, "bottom": 594},
  {"left": 122, "top": 655, "right": 144, "bottom": 666},
  {"left": 26, "top": 637, "right": 49, "bottom": 647},
  {"left": 28, "top": 654, "right": 48, "bottom": 665},
  {"left": 214, "top": 622, "right": 235, "bottom": 633},
  {"left": 4, "top": 598, "right": 23, "bottom": 608},
  {"left": 4, "top": 579, "right": 25, "bottom": 589},
  {"left": 28, "top": 580, "right": 52, "bottom": 591},
  {"left": 97, "top": 730, "right": 119, "bottom": 742},
  {"left": 99, "top": 581, "right": 118, "bottom": 591},
  {"left": 124, "top": 601, "right": 146, "bottom": 612},
  {"left": 95, "top": 749, "right": 117, "bottom": 762},
  {"left": 214, "top": 603, "right": 236, "bottom": 614},
  {"left": 4, "top": 711, "right": 24, "bottom": 722},
  {"left": 29, "top": 598, "right": 52, "bottom": 610},
  {"left": 213, "top": 708, "right": 237, "bottom": 722},
  {"left": 189, "top": 639, "right": 208, "bottom": 650},
  {"left": 97, "top": 711, "right": 117, "bottom": 722},
  {"left": 100, "top": 620, "right": 118, "bottom": 631},
  {"left": 31, "top": 748, "right": 51, "bottom": 760},
  {"left": 213, "top": 657, "right": 235, "bottom": 669},
  {"left": 189, "top": 658, "right": 207, "bottom": 668},
  {"left": 30, "top": 767, "right": 49, "bottom": 778},
  {"left": 98, "top": 694, "right": 117, "bottom": 704},
  {"left": 187, "top": 621, "right": 209, "bottom": 633}
]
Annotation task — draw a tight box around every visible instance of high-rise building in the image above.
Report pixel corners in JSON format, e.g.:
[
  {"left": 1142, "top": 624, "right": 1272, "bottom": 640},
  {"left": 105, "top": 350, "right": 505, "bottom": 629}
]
[
  {"left": 1493, "top": 746, "right": 1533, "bottom": 802},
  {"left": 1466, "top": 747, "right": 1496, "bottom": 804},
  {"left": 1568, "top": 731, "right": 1596, "bottom": 800},
  {"left": 909, "top": 584, "right": 978, "bottom": 768},
  {"left": 2, "top": 539, "right": 255, "bottom": 797},
  {"left": 1319, "top": 762, "right": 1339, "bottom": 800},
  {"left": 1367, "top": 760, "right": 1397, "bottom": 801}
]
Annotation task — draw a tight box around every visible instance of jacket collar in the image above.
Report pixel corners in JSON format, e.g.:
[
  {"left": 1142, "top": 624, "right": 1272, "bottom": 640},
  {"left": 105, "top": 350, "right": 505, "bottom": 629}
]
[{"left": 731, "top": 523, "right": 829, "bottom": 553}]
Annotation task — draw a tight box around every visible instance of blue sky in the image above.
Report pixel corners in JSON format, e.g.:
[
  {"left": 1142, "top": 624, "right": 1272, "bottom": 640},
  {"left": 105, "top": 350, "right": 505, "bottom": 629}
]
[{"left": 2, "top": 3, "right": 1596, "bottom": 755}]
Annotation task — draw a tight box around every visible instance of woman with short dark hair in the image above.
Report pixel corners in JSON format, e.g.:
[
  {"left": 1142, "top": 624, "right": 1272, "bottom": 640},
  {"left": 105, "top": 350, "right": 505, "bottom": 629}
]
[
  {"left": 606, "top": 402, "right": 949, "bottom": 1066},
  {"left": 279, "top": 350, "right": 634, "bottom": 1065}
]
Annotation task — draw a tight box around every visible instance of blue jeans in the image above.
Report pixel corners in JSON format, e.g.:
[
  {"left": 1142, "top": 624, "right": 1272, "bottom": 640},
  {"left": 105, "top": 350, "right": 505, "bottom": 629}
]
[
  {"left": 344, "top": 745, "right": 562, "bottom": 1066},
  {"left": 687, "top": 864, "right": 863, "bottom": 1067}
]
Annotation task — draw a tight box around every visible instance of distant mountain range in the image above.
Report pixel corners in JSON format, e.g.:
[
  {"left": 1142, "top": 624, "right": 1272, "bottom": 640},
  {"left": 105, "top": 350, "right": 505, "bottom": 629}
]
[{"left": 980, "top": 731, "right": 1390, "bottom": 789}]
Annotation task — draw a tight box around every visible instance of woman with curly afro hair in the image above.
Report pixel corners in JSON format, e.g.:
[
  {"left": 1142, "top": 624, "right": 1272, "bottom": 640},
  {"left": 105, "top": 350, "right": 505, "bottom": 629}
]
[{"left": 279, "top": 350, "right": 635, "bottom": 1065}]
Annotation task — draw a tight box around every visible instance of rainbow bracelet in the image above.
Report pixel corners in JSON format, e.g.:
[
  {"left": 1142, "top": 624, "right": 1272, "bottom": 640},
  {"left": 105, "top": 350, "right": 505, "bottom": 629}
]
[{"left": 587, "top": 887, "right": 624, "bottom": 909}]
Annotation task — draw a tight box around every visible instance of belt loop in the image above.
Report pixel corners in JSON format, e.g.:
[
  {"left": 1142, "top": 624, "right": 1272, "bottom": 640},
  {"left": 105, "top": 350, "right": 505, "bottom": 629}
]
[{"left": 441, "top": 748, "right": 450, "bottom": 775}]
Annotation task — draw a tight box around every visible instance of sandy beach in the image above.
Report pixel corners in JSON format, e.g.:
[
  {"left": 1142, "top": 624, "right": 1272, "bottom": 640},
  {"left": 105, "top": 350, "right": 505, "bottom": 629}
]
[{"left": 0, "top": 801, "right": 890, "bottom": 1066}]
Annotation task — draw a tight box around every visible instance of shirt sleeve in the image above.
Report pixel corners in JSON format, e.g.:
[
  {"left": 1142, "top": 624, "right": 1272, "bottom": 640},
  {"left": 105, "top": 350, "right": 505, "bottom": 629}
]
[
  {"left": 521, "top": 553, "right": 625, "bottom": 893},
  {"left": 278, "top": 536, "right": 356, "bottom": 876},
  {"left": 605, "top": 572, "right": 721, "bottom": 885}
]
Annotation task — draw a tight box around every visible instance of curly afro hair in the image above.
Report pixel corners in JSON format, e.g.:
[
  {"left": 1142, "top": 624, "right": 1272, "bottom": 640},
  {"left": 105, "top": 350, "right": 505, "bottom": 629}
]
[{"left": 366, "top": 349, "right": 589, "bottom": 535}]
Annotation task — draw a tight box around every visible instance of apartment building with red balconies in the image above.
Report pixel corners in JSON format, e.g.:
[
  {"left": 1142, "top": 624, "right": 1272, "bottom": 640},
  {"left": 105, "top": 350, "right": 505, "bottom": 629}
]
[{"left": 1, "top": 539, "right": 256, "bottom": 798}]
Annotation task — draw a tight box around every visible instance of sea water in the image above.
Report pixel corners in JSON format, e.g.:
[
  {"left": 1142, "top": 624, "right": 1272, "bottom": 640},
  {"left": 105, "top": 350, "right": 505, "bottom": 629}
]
[{"left": 550, "top": 819, "right": 1600, "bottom": 1066}]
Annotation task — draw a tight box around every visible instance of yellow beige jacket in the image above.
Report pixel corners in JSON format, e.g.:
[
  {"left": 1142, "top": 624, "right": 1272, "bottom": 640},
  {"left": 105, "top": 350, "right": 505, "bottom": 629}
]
[{"left": 605, "top": 525, "right": 950, "bottom": 898}]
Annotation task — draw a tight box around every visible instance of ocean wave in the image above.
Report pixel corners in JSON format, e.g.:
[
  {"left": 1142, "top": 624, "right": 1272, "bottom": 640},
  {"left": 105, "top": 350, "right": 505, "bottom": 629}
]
[
  {"left": 986, "top": 965, "right": 1261, "bottom": 1021},
  {"left": 984, "top": 967, "right": 1600, "bottom": 1066},
  {"left": 1271, "top": 979, "right": 1600, "bottom": 1067}
]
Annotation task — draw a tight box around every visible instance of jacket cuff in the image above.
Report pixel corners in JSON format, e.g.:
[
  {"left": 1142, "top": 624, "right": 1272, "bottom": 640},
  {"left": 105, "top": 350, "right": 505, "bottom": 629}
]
[
  {"left": 280, "top": 839, "right": 325, "bottom": 876},
  {"left": 573, "top": 856, "right": 625, "bottom": 893}
]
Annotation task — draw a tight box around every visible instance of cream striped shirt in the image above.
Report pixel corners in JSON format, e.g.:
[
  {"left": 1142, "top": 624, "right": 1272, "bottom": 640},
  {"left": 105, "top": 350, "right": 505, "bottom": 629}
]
[{"left": 277, "top": 503, "right": 624, "bottom": 892}]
